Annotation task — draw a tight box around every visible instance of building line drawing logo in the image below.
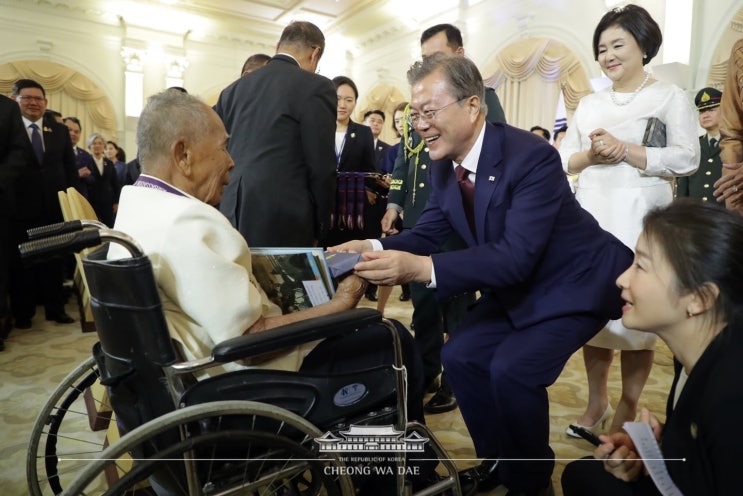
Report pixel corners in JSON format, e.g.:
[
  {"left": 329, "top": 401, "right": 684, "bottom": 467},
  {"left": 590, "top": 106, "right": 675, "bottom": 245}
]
[{"left": 315, "top": 424, "right": 429, "bottom": 453}]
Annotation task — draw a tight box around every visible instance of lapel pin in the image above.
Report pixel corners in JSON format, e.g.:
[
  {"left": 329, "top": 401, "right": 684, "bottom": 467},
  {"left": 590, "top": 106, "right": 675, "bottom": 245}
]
[{"left": 488, "top": 176, "right": 495, "bottom": 182}]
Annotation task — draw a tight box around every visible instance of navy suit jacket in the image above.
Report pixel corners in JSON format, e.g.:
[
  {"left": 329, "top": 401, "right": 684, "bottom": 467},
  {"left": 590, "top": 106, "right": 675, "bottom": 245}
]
[
  {"left": 381, "top": 122, "right": 632, "bottom": 329},
  {"left": 14, "top": 116, "right": 80, "bottom": 226},
  {"left": 373, "top": 139, "right": 390, "bottom": 173}
]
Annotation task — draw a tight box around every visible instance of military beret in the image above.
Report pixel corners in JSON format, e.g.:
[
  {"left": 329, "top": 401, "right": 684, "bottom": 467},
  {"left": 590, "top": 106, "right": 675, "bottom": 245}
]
[{"left": 695, "top": 87, "right": 722, "bottom": 110}]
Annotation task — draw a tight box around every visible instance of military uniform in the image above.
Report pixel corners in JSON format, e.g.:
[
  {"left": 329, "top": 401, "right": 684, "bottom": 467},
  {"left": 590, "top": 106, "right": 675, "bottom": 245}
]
[
  {"left": 678, "top": 87, "right": 723, "bottom": 204},
  {"left": 677, "top": 135, "right": 721, "bottom": 202}
]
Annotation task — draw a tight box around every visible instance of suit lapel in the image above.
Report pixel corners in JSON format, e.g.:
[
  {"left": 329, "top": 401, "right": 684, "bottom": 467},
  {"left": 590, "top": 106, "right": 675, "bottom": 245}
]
[
  {"left": 340, "top": 121, "right": 354, "bottom": 168},
  {"left": 473, "top": 124, "right": 504, "bottom": 244}
]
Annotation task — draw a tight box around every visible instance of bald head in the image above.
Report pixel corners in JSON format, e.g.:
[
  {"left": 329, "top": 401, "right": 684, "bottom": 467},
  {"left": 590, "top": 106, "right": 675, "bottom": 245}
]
[
  {"left": 136, "top": 90, "right": 234, "bottom": 205},
  {"left": 137, "top": 90, "right": 214, "bottom": 171}
]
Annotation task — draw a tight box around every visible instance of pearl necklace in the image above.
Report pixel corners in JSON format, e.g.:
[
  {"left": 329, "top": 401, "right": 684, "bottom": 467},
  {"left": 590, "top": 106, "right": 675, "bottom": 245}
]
[{"left": 610, "top": 71, "right": 650, "bottom": 106}]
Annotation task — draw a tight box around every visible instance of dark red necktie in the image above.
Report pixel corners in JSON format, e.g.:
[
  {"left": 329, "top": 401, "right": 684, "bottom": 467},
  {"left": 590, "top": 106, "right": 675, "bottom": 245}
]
[{"left": 455, "top": 165, "right": 475, "bottom": 234}]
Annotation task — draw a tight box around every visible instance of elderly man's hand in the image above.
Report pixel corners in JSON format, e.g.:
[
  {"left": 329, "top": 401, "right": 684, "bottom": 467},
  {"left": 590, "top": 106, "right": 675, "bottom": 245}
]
[
  {"left": 332, "top": 274, "right": 367, "bottom": 309},
  {"left": 354, "top": 250, "right": 431, "bottom": 286}
]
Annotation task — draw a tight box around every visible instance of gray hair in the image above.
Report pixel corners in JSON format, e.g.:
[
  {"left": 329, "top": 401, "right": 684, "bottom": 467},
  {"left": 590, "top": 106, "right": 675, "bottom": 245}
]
[
  {"left": 136, "top": 89, "right": 215, "bottom": 171},
  {"left": 407, "top": 53, "right": 487, "bottom": 114},
  {"left": 86, "top": 132, "right": 106, "bottom": 149}
]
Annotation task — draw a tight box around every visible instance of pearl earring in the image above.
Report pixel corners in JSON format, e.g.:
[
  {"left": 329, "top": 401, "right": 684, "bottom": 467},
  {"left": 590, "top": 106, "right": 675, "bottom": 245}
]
[
  {"left": 643, "top": 53, "right": 647, "bottom": 59},
  {"left": 686, "top": 309, "right": 694, "bottom": 318}
]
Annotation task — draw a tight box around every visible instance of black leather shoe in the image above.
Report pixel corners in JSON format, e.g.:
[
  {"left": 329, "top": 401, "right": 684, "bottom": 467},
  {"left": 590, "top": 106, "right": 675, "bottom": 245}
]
[
  {"left": 475, "top": 459, "right": 502, "bottom": 493},
  {"left": 399, "top": 291, "right": 411, "bottom": 301},
  {"left": 46, "top": 313, "right": 74, "bottom": 324},
  {"left": 455, "top": 468, "right": 479, "bottom": 496},
  {"left": 425, "top": 376, "right": 441, "bottom": 394},
  {"left": 456, "top": 460, "right": 501, "bottom": 495},
  {"left": 364, "top": 291, "right": 378, "bottom": 302},
  {"left": 424, "top": 388, "right": 458, "bottom": 414},
  {"left": 15, "top": 319, "right": 32, "bottom": 330}
]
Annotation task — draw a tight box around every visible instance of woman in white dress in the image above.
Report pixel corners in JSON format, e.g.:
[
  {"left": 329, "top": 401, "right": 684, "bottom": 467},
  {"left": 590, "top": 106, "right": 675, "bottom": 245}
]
[{"left": 559, "top": 4, "right": 699, "bottom": 435}]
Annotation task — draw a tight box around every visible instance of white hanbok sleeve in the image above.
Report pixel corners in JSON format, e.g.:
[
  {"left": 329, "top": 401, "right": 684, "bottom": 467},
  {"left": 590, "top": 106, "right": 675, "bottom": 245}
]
[
  {"left": 157, "top": 202, "right": 281, "bottom": 345},
  {"left": 559, "top": 101, "right": 587, "bottom": 174},
  {"left": 643, "top": 85, "right": 700, "bottom": 178}
]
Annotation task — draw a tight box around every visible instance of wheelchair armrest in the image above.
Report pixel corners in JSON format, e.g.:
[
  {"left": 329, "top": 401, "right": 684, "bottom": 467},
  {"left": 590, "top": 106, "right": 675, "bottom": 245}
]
[{"left": 211, "top": 307, "right": 382, "bottom": 363}]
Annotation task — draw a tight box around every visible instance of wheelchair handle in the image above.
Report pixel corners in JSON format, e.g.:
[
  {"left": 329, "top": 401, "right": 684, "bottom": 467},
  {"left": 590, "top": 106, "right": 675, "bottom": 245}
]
[
  {"left": 20, "top": 229, "right": 144, "bottom": 259},
  {"left": 26, "top": 219, "right": 107, "bottom": 240},
  {"left": 19, "top": 230, "right": 103, "bottom": 260}
]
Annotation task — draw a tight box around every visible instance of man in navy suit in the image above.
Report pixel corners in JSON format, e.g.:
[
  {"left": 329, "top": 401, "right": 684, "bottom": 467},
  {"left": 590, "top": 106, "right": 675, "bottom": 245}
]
[
  {"left": 63, "top": 116, "right": 96, "bottom": 198},
  {"left": 9, "top": 79, "right": 79, "bottom": 329},
  {"left": 332, "top": 54, "right": 633, "bottom": 496}
]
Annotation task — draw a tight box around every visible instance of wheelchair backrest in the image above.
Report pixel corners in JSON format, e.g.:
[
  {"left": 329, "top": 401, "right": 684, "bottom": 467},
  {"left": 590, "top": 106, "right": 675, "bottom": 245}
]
[{"left": 83, "top": 244, "right": 178, "bottom": 433}]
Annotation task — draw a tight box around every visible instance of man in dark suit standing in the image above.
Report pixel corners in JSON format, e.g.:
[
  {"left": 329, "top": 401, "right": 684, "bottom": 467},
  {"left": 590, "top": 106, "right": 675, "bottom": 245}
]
[
  {"left": 215, "top": 21, "right": 336, "bottom": 247},
  {"left": 332, "top": 54, "right": 633, "bottom": 496},
  {"left": 63, "top": 116, "right": 96, "bottom": 198},
  {"left": 0, "top": 94, "right": 29, "bottom": 348},
  {"left": 363, "top": 109, "right": 390, "bottom": 172},
  {"left": 9, "top": 79, "right": 79, "bottom": 329}
]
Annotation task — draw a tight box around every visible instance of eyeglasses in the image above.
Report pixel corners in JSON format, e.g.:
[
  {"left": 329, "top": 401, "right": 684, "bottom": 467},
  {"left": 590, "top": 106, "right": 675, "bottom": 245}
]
[
  {"left": 17, "top": 95, "right": 45, "bottom": 103},
  {"left": 407, "top": 97, "right": 467, "bottom": 127}
]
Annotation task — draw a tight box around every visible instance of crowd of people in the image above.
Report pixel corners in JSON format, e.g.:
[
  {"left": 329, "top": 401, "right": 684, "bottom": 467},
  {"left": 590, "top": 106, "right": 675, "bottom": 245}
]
[{"left": 2, "top": 3, "right": 743, "bottom": 496}]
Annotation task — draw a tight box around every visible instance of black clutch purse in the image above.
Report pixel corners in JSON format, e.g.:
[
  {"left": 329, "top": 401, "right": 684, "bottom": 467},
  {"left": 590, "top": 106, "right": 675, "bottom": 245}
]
[{"left": 642, "top": 117, "right": 666, "bottom": 147}]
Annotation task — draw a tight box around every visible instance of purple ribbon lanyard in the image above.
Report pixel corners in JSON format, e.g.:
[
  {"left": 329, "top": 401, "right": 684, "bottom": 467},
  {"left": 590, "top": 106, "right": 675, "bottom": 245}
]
[{"left": 133, "top": 176, "right": 186, "bottom": 197}]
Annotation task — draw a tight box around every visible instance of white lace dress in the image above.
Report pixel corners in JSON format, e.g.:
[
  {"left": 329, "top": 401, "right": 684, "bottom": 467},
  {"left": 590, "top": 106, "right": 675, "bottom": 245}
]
[{"left": 560, "top": 80, "right": 700, "bottom": 350}]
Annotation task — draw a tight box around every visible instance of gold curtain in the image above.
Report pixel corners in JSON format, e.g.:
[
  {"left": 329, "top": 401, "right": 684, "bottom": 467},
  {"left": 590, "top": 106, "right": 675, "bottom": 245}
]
[
  {"left": 356, "top": 83, "right": 407, "bottom": 144},
  {"left": 0, "top": 60, "right": 118, "bottom": 145},
  {"left": 484, "top": 37, "right": 591, "bottom": 131}
]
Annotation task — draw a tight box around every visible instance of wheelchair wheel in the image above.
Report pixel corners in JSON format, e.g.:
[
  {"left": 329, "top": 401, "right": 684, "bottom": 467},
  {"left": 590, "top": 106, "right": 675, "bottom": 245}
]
[
  {"left": 27, "top": 356, "right": 111, "bottom": 496},
  {"left": 65, "top": 400, "right": 355, "bottom": 495}
]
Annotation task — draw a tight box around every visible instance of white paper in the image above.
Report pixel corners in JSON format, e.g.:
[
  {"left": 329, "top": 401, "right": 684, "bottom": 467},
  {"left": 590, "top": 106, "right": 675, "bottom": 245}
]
[
  {"left": 303, "top": 280, "right": 331, "bottom": 307},
  {"left": 623, "top": 421, "right": 684, "bottom": 496}
]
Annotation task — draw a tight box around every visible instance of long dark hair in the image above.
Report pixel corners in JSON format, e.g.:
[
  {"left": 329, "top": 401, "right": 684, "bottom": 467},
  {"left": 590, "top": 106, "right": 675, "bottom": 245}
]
[{"left": 642, "top": 199, "right": 743, "bottom": 327}]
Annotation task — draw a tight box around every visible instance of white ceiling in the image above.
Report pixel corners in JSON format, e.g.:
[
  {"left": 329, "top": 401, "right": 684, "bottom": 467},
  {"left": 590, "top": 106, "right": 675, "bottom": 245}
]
[{"left": 11, "top": 0, "right": 412, "bottom": 49}]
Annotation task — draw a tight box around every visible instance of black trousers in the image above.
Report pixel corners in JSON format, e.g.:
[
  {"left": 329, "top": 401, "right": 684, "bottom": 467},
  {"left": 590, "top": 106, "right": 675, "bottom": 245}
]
[
  {"left": 0, "top": 215, "right": 10, "bottom": 325},
  {"left": 409, "top": 282, "right": 475, "bottom": 387},
  {"left": 300, "top": 318, "right": 424, "bottom": 422},
  {"left": 300, "top": 319, "right": 434, "bottom": 494},
  {"left": 8, "top": 220, "right": 67, "bottom": 321},
  {"left": 561, "top": 456, "right": 661, "bottom": 496}
]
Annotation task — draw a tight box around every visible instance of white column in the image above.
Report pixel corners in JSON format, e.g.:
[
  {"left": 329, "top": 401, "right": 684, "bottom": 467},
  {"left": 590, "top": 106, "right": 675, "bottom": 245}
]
[
  {"left": 663, "top": 0, "right": 693, "bottom": 65},
  {"left": 165, "top": 55, "right": 189, "bottom": 89},
  {"left": 121, "top": 47, "right": 146, "bottom": 117}
]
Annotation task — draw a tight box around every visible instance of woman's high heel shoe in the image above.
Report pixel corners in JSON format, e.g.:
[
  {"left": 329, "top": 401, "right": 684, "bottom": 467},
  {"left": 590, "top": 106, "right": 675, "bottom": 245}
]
[{"left": 566, "top": 404, "right": 613, "bottom": 438}]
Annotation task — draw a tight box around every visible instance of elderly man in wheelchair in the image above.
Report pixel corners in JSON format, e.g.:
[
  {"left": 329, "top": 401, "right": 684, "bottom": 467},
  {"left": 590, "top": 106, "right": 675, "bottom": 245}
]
[{"left": 25, "top": 90, "right": 465, "bottom": 496}]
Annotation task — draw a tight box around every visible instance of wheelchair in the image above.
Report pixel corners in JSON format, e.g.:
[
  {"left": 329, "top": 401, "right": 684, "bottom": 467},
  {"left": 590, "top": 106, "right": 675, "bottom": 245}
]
[{"left": 23, "top": 221, "right": 462, "bottom": 496}]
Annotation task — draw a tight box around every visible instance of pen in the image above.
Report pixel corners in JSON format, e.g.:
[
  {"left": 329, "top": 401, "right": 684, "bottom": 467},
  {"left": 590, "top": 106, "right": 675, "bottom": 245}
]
[{"left": 569, "top": 425, "right": 604, "bottom": 447}]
